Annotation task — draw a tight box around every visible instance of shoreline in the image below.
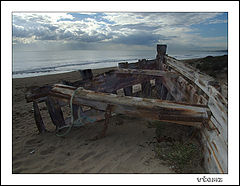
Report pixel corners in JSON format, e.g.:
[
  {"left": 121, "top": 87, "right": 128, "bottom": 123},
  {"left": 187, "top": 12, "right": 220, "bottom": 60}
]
[
  {"left": 12, "top": 67, "right": 117, "bottom": 89},
  {"left": 12, "top": 54, "right": 227, "bottom": 80}
]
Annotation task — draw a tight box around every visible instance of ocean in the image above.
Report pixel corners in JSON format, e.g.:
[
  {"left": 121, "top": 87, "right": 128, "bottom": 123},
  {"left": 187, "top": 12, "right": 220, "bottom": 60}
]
[{"left": 12, "top": 49, "right": 227, "bottom": 78}]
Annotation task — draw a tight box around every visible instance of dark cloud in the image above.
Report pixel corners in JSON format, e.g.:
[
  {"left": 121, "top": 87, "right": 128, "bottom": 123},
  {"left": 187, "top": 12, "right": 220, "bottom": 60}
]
[
  {"left": 36, "top": 34, "right": 57, "bottom": 40},
  {"left": 112, "top": 32, "right": 175, "bottom": 46},
  {"left": 110, "top": 23, "right": 161, "bottom": 31},
  {"left": 78, "top": 32, "right": 113, "bottom": 42}
]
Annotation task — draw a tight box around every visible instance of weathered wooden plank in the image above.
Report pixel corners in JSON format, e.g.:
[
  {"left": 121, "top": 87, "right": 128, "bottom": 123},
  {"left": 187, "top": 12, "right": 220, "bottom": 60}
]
[
  {"left": 164, "top": 54, "right": 228, "bottom": 174},
  {"left": 165, "top": 56, "right": 227, "bottom": 106},
  {"left": 88, "top": 74, "right": 153, "bottom": 93},
  {"left": 168, "top": 94, "right": 175, "bottom": 101},
  {"left": 25, "top": 85, "right": 52, "bottom": 103},
  {"left": 155, "top": 78, "right": 163, "bottom": 99},
  {"left": 45, "top": 96, "right": 65, "bottom": 128},
  {"left": 201, "top": 133, "right": 224, "bottom": 173},
  {"left": 118, "top": 59, "right": 157, "bottom": 70},
  {"left": 160, "top": 84, "right": 168, "bottom": 100},
  {"left": 201, "top": 130, "right": 227, "bottom": 173},
  {"left": 141, "top": 81, "right": 151, "bottom": 97},
  {"left": 209, "top": 116, "right": 227, "bottom": 146},
  {"left": 165, "top": 56, "right": 210, "bottom": 98},
  {"left": 166, "top": 92, "right": 172, "bottom": 100},
  {"left": 161, "top": 76, "right": 188, "bottom": 102},
  {"left": 49, "top": 84, "right": 210, "bottom": 127},
  {"left": 123, "top": 86, "right": 132, "bottom": 96},
  {"left": 116, "top": 68, "right": 179, "bottom": 78},
  {"left": 202, "top": 128, "right": 227, "bottom": 173},
  {"left": 72, "top": 104, "right": 83, "bottom": 121},
  {"left": 33, "top": 101, "right": 46, "bottom": 133},
  {"left": 207, "top": 96, "right": 227, "bottom": 133}
]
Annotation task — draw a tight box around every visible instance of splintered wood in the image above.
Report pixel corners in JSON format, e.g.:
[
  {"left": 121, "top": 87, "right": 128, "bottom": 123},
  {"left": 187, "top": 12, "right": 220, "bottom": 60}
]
[{"left": 49, "top": 84, "right": 209, "bottom": 128}]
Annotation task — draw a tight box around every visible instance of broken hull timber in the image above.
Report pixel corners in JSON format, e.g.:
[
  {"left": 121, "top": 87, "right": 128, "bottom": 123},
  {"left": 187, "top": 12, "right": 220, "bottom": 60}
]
[
  {"left": 163, "top": 56, "right": 227, "bottom": 174},
  {"left": 25, "top": 44, "right": 227, "bottom": 174},
  {"left": 49, "top": 84, "right": 209, "bottom": 128},
  {"left": 117, "top": 45, "right": 227, "bottom": 173}
]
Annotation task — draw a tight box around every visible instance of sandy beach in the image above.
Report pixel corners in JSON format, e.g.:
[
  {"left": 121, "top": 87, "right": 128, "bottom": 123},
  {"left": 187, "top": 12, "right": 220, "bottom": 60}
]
[{"left": 12, "top": 67, "right": 177, "bottom": 174}]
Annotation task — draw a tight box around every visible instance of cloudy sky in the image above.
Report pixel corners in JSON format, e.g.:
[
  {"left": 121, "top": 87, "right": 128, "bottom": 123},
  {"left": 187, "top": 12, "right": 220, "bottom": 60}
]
[{"left": 12, "top": 12, "right": 228, "bottom": 52}]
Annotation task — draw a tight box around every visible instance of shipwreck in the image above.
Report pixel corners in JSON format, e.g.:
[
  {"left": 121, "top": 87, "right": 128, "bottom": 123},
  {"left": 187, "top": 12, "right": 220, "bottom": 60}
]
[{"left": 25, "top": 44, "right": 228, "bottom": 173}]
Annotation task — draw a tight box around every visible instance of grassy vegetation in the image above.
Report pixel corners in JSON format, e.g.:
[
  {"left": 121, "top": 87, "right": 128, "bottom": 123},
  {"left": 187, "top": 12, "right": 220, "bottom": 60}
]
[
  {"left": 155, "top": 141, "right": 201, "bottom": 173},
  {"left": 189, "top": 55, "right": 228, "bottom": 78},
  {"left": 152, "top": 121, "right": 204, "bottom": 173}
]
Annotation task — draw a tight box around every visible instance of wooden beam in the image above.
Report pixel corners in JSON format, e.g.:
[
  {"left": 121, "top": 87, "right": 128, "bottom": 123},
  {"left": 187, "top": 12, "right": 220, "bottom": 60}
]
[
  {"left": 160, "top": 76, "right": 188, "bottom": 102},
  {"left": 160, "top": 84, "right": 168, "bottom": 100},
  {"left": 116, "top": 68, "right": 178, "bottom": 78},
  {"left": 45, "top": 97, "right": 66, "bottom": 128},
  {"left": 123, "top": 86, "right": 133, "bottom": 96},
  {"left": 33, "top": 101, "right": 46, "bottom": 133},
  {"left": 141, "top": 81, "right": 151, "bottom": 97},
  {"left": 166, "top": 92, "right": 172, "bottom": 100},
  {"left": 26, "top": 85, "right": 52, "bottom": 103},
  {"left": 155, "top": 78, "right": 163, "bottom": 99},
  {"left": 49, "top": 84, "right": 210, "bottom": 128},
  {"left": 118, "top": 60, "right": 157, "bottom": 70},
  {"left": 85, "top": 73, "right": 153, "bottom": 93},
  {"left": 72, "top": 104, "right": 83, "bottom": 121}
]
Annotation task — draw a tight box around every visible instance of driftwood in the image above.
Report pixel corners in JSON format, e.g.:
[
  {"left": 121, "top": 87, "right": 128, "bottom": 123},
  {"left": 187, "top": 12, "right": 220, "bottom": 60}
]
[{"left": 33, "top": 101, "right": 46, "bottom": 133}]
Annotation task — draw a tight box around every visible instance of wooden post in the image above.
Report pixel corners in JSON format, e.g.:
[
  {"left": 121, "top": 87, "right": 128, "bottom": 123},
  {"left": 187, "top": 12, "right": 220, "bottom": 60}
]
[
  {"left": 72, "top": 104, "right": 83, "bottom": 121},
  {"left": 123, "top": 86, "right": 133, "bottom": 96},
  {"left": 33, "top": 101, "right": 46, "bottom": 133},
  {"left": 155, "top": 78, "right": 163, "bottom": 99},
  {"left": 45, "top": 97, "right": 65, "bottom": 128},
  {"left": 156, "top": 44, "right": 167, "bottom": 70},
  {"left": 141, "top": 81, "right": 151, "bottom": 97},
  {"left": 79, "top": 69, "right": 93, "bottom": 80},
  {"left": 166, "top": 92, "right": 172, "bottom": 100}
]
